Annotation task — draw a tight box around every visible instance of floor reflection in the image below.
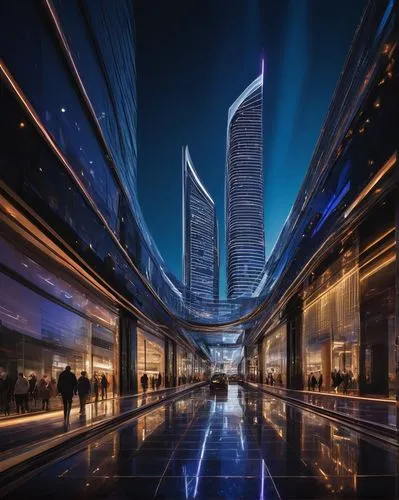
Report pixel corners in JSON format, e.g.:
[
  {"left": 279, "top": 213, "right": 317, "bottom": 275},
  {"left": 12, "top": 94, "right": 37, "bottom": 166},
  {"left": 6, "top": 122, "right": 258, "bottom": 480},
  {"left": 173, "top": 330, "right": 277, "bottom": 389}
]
[{"left": 5, "top": 385, "right": 399, "bottom": 499}]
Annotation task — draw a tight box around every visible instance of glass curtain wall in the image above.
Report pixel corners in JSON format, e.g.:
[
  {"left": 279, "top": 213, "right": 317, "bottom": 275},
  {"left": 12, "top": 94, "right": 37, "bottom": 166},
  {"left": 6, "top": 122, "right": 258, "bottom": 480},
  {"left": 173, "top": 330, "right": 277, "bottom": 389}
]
[
  {"left": 262, "top": 324, "right": 287, "bottom": 387},
  {"left": 0, "top": 269, "right": 118, "bottom": 396},
  {"left": 137, "top": 329, "right": 165, "bottom": 392},
  {"left": 303, "top": 243, "right": 360, "bottom": 393}
]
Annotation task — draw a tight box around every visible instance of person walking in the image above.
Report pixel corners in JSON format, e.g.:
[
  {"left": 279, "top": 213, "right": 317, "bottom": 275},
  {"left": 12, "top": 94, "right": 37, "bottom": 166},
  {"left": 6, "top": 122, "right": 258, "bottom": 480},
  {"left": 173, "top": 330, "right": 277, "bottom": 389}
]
[
  {"left": 101, "top": 373, "right": 108, "bottom": 400},
  {"left": 57, "top": 366, "right": 77, "bottom": 426},
  {"left": 151, "top": 375, "right": 155, "bottom": 391},
  {"left": 77, "top": 371, "right": 91, "bottom": 415},
  {"left": 93, "top": 374, "right": 99, "bottom": 403},
  {"left": 141, "top": 373, "right": 148, "bottom": 392},
  {"left": 308, "top": 374, "right": 312, "bottom": 391},
  {"left": 38, "top": 375, "right": 50, "bottom": 411},
  {"left": 311, "top": 373, "right": 317, "bottom": 391},
  {"left": 0, "top": 369, "right": 12, "bottom": 416},
  {"left": 157, "top": 372, "right": 162, "bottom": 390},
  {"left": 318, "top": 373, "right": 323, "bottom": 392},
  {"left": 28, "top": 373, "right": 37, "bottom": 408},
  {"left": 14, "top": 373, "right": 29, "bottom": 413}
]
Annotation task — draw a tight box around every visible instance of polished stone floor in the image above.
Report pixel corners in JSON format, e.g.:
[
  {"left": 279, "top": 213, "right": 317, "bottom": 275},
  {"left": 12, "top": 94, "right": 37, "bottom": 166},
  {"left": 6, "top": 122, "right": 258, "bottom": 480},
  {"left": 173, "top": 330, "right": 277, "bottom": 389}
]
[{"left": 5, "top": 385, "right": 399, "bottom": 499}]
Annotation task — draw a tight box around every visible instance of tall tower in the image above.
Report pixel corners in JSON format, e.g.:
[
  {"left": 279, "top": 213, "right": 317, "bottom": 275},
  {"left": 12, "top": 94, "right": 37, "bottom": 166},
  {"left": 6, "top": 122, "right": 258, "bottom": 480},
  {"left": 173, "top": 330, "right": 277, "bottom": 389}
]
[
  {"left": 183, "top": 146, "right": 219, "bottom": 300},
  {"left": 226, "top": 67, "right": 265, "bottom": 298}
]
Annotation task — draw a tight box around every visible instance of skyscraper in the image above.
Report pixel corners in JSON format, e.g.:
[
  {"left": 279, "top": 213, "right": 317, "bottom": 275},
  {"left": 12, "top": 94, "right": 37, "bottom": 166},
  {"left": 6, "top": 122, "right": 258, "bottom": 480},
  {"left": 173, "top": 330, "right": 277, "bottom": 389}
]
[
  {"left": 183, "top": 146, "right": 219, "bottom": 300},
  {"left": 226, "top": 67, "right": 265, "bottom": 298}
]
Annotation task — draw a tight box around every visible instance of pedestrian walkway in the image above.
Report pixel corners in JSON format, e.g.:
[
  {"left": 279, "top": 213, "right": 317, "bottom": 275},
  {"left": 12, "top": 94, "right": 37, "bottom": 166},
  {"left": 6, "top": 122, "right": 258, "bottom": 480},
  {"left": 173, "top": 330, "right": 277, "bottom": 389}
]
[
  {"left": 0, "top": 382, "right": 204, "bottom": 473},
  {"left": 248, "top": 383, "right": 398, "bottom": 436}
]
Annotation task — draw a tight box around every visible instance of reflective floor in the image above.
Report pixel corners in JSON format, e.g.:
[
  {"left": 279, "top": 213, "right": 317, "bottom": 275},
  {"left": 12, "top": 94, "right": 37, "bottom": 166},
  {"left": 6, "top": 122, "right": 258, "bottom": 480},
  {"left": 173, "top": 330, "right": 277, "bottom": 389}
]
[{"left": 5, "top": 385, "right": 399, "bottom": 499}]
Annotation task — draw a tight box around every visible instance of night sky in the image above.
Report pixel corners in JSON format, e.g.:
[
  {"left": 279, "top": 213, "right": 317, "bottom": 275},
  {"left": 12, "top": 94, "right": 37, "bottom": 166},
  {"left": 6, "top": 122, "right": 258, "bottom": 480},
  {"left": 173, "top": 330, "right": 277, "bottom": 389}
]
[{"left": 134, "top": 0, "right": 366, "bottom": 298}]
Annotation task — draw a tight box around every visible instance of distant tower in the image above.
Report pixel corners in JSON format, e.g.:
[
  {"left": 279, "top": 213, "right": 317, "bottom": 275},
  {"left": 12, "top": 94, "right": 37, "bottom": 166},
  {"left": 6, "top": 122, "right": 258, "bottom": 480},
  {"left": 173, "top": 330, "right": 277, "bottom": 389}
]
[
  {"left": 183, "top": 146, "right": 219, "bottom": 300},
  {"left": 225, "top": 66, "right": 265, "bottom": 298}
]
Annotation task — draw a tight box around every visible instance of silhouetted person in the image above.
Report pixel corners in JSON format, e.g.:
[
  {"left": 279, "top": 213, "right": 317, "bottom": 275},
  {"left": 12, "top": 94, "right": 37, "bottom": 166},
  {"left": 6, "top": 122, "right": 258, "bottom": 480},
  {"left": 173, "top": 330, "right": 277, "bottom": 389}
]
[
  {"left": 308, "top": 374, "right": 312, "bottom": 391},
  {"left": 77, "top": 371, "right": 91, "bottom": 415},
  {"left": 28, "top": 373, "right": 37, "bottom": 407},
  {"left": 141, "top": 373, "right": 148, "bottom": 392},
  {"left": 342, "top": 371, "right": 349, "bottom": 394},
  {"left": 335, "top": 370, "right": 343, "bottom": 393},
  {"left": 93, "top": 374, "right": 99, "bottom": 403},
  {"left": 101, "top": 373, "right": 108, "bottom": 400},
  {"left": 318, "top": 373, "right": 323, "bottom": 392},
  {"left": 0, "top": 369, "right": 12, "bottom": 416},
  {"left": 311, "top": 373, "right": 317, "bottom": 391},
  {"left": 38, "top": 375, "right": 50, "bottom": 411},
  {"left": 57, "top": 366, "right": 77, "bottom": 425},
  {"left": 157, "top": 372, "right": 162, "bottom": 389},
  {"left": 14, "top": 373, "right": 29, "bottom": 413}
]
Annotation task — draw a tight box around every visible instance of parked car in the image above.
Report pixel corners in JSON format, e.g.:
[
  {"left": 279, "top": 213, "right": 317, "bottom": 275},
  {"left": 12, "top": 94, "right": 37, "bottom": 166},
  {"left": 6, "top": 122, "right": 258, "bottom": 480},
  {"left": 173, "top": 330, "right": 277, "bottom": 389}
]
[
  {"left": 209, "top": 373, "right": 228, "bottom": 392},
  {"left": 228, "top": 374, "right": 239, "bottom": 383}
]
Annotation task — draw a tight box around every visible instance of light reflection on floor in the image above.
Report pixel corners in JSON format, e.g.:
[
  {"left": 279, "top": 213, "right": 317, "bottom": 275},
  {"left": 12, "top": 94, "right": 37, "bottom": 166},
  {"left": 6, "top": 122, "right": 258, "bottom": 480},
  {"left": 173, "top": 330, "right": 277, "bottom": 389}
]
[{"left": 4, "top": 385, "right": 399, "bottom": 499}]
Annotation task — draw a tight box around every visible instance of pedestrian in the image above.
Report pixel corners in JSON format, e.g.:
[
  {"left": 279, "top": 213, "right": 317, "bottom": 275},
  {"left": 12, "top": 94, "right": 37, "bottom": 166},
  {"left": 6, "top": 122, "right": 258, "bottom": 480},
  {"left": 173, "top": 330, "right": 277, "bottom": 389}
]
[
  {"left": 48, "top": 377, "right": 57, "bottom": 409},
  {"left": 331, "top": 370, "right": 337, "bottom": 392},
  {"left": 308, "top": 373, "right": 312, "bottom": 391},
  {"left": 38, "top": 375, "right": 50, "bottom": 411},
  {"left": 0, "top": 369, "right": 12, "bottom": 416},
  {"left": 57, "top": 365, "right": 77, "bottom": 425},
  {"left": 311, "top": 373, "right": 317, "bottom": 391},
  {"left": 14, "top": 372, "right": 29, "bottom": 413},
  {"left": 157, "top": 372, "right": 162, "bottom": 389},
  {"left": 77, "top": 371, "right": 91, "bottom": 415},
  {"left": 151, "top": 375, "right": 155, "bottom": 391},
  {"left": 93, "top": 373, "right": 99, "bottom": 403},
  {"left": 335, "top": 370, "right": 343, "bottom": 393},
  {"left": 101, "top": 373, "right": 108, "bottom": 400},
  {"left": 318, "top": 373, "right": 323, "bottom": 392},
  {"left": 28, "top": 373, "right": 37, "bottom": 407},
  {"left": 141, "top": 373, "right": 148, "bottom": 392},
  {"left": 342, "top": 370, "right": 349, "bottom": 394},
  {"left": 277, "top": 373, "right": 283, "bottom": 386}
]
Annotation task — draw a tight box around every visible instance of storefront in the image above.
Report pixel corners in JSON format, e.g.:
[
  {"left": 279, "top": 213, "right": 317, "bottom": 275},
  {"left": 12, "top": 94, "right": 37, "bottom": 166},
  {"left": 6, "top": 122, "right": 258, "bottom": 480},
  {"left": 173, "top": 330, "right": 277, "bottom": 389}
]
[
  {"left": 262, "top": 323, "right": 287, "bottom": 387},
  {"left": 0, "top": 236, "right": 119, "bottom": 395},
  {"left": 303, "top": 243, "right": 360, "bottom": 393},
  {"left": 137, "top": 328, "right": 165, "bottom": 392},
  {"left": 245, "top": 345, "right": 258, "bottom": 382}
]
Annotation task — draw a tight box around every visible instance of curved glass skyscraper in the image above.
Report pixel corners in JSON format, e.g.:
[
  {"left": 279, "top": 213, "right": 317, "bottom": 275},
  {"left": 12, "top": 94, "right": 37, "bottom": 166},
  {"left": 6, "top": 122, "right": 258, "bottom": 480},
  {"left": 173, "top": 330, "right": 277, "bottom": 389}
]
[
  {"left": 226, "top": 69, "right": 265, "bottom": 298},
  {"left": 183, "top": 146, "right": 219, "bottom": 300}
]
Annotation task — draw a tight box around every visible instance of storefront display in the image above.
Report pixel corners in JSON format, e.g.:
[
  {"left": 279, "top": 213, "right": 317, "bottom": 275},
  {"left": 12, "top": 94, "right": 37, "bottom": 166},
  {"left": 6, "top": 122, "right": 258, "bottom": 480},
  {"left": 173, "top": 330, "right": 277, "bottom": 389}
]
[
  {"left": 303, "top": 245, "right": 360, "bottom": 393},
  {"left": 0, "top": 264, "right": 118, "bottom": 396},
  {"left": 137, "top": 328, "right": 165, "bottom": 392},
  {"left": 262, "top": 324, "right": 287, "bottom": 386}
]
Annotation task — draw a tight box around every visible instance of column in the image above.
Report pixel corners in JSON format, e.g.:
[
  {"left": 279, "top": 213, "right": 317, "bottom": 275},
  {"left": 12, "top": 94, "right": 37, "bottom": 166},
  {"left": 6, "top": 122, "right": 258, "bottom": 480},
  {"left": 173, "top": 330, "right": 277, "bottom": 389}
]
[{"left": 119, "top": 310, "right": 137, "bottom": 395}]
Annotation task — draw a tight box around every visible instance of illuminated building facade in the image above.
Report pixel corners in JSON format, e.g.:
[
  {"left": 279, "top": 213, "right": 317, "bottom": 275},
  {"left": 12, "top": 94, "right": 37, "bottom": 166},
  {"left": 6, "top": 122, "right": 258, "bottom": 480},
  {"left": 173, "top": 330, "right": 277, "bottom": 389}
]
[
  {"left": 225, "top": 67, "right": 265, "bottom": 298},
  {"left": 183, "top": 146, "right": 219, "bottom": 300}
]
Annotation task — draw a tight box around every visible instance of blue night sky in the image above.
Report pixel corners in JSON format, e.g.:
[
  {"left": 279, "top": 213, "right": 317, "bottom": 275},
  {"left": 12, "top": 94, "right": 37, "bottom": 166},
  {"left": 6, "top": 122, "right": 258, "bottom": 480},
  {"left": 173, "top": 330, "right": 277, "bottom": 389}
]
[{"left": 134, "top": 0, "right": 366, "bottom": 298}]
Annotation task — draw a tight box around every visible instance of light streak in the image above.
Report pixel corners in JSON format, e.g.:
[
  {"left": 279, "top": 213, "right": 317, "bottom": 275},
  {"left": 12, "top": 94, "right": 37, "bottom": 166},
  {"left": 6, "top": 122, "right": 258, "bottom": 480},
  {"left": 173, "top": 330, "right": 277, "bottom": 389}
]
[{"left": 344, "top": 153, "right": 396, "bottom": 218}]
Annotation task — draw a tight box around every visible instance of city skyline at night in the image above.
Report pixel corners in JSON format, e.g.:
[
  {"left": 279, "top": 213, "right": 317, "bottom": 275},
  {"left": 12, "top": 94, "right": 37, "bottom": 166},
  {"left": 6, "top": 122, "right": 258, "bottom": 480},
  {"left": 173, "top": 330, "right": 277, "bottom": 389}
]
[
  {"left": 135, "top": 0, "right": 367, "bottom": 297},
  {"left": 1, "top": 2, "right": 399, "bottom": 497}
]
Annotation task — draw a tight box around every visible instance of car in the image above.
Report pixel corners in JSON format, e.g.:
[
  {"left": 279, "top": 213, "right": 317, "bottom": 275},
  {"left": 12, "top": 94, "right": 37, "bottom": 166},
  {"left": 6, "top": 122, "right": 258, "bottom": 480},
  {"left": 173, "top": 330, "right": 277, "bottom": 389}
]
[
  {"left": 228, "top": 374, "right": 239, "bottom": 383},
  {"left": 209, "top": 373, "right": 228, "bottom": 392}
]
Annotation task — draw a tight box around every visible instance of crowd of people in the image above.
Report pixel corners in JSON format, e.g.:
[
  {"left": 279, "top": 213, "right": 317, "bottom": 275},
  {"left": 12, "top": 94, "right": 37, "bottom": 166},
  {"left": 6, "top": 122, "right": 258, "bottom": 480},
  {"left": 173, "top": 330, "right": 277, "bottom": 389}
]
[
  {"left": 0, "top": 366, "right": 110, "bottom": 422},
  {"left": 140, "top": 372, "right": 162, "bottom": 392},
  {"left": 306, "top": 369, "right": 354, "bottom": 393}
]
